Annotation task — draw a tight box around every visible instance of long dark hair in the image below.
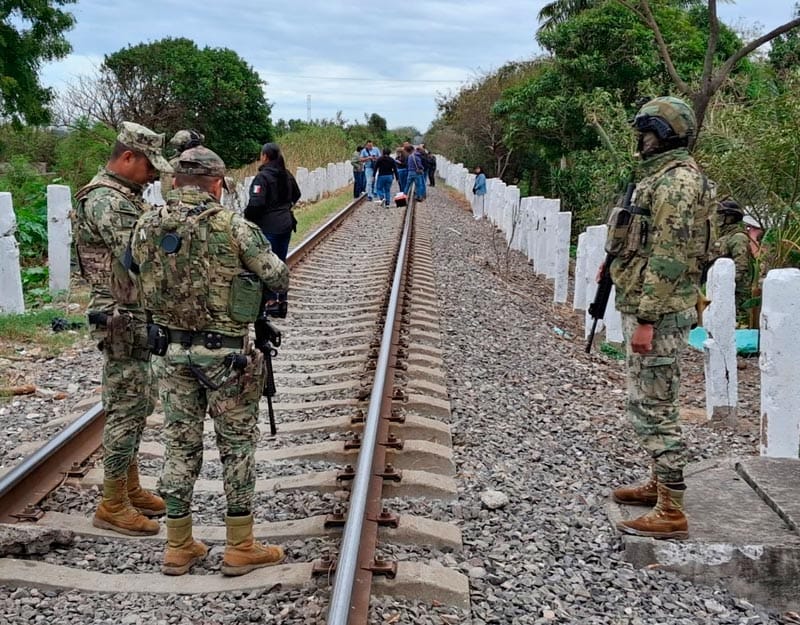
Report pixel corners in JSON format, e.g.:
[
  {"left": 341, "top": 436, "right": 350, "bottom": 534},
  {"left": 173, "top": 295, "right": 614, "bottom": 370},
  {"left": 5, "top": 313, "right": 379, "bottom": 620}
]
[
  {"left": 261, "top": 142, "right": 287, "bottom": 171},
  {"left": 261, "top": 142, "right": 292, "bottom": 203}
]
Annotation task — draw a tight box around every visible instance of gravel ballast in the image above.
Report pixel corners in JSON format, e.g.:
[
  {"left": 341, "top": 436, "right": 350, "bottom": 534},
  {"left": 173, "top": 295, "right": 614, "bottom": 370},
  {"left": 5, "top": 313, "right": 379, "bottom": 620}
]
[{"left": 0, "top": 189, "right": 787, "bottom": 624}]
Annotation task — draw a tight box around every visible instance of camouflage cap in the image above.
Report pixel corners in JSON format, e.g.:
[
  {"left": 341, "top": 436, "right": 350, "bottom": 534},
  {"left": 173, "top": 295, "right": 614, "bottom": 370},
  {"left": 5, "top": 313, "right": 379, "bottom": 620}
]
[
  {"left": 117, "top": 121, "right": 173, "bottom": 172},
  {"left": 169, "top": 129, "right": 205, "bottom": 151},
  {"left": 632, "top": 96, "right": 696, "bottom": 140},
  {"left": 174, "top": 146, "right": 228, "bottom": 189}
]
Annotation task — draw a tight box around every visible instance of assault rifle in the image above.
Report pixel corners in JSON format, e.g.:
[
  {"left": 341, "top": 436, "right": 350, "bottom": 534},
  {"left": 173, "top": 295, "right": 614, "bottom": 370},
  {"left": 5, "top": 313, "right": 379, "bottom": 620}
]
[
  {"left": 585, "top": 183, "right": 635, "bottom": 354},
  {"left": 254, "top": 312, "right": 282, "bottom": 436}
]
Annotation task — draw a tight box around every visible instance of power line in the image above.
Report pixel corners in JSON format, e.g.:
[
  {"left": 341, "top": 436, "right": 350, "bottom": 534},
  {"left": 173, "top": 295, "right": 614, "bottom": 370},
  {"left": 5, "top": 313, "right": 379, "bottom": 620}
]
[{"left": 262, "top": 72, "right": 467, "bottom": 84}]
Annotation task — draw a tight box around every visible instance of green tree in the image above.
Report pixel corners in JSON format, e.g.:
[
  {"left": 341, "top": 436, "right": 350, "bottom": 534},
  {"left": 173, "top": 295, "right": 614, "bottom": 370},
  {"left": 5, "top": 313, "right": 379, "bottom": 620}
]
[
  {"left": 60, "top": 38, "right": 272, "bottom": 167},
  {"left": 0, "top": 0, "right": 76, "bottom": 124}
]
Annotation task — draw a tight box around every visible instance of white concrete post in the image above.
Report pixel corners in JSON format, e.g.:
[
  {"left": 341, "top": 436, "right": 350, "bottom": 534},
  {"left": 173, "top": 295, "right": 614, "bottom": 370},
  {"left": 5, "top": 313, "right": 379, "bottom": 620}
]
[
  {"left": 604, "top": 287, "right": 623, "bottom": 343},
  {"left": 760, "top": 268, "right": 800, "bottom": 458},
  {"left": 703, "top": 259, "right": 738, "bottom": 422},
  {"left": 553, "top": 212, "right": 572, "bottom": 304},
  {"left": 584, "top": 225, "right": 607, "bottom": 339},
  {"left": 47, "top": 184, "right": 72, "bottom": 295},
  {"left": 573, "top": 232, "right": 588, "bottom": 310},
  {"left": 0, "top": 192, "right": 25, "bottom": 314}
]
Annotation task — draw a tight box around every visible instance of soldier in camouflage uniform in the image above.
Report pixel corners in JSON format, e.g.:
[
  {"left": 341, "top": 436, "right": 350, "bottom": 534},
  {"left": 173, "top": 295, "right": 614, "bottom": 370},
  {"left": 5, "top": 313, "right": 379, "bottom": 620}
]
[
  {"left": 712, "top": 199, "right": 754, "bottom": 325},
  {"left": 73, "top": 122, "right": 173, "bottom": 536},
  {"left": 608, "top": 96, "right": 715, "bottom": 540},
  {"left": 131, "top": 146, "right": 289, "bottom": 576},
  {"left": 160, "top": 129, "right": 205, "bottom": 194}
]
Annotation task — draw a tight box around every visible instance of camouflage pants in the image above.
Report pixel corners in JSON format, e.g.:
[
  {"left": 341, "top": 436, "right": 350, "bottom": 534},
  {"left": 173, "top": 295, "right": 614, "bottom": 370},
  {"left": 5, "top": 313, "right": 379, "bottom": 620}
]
[
  {"left": 101, "top": 352, "right": 155, "bottom": 480},
  {"left": 622, "top": 310, "right": 694, "bottom": 483},
  {"left": 152, "top": 346, "right": 265, "bottom": 517}
]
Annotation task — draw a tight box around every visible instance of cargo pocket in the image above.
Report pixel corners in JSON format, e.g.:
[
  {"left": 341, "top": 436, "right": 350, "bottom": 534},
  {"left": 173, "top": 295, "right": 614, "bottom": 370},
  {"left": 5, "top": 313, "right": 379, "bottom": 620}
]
[{"left": 639, "top": 356, "right": 676, "bottom": 402}]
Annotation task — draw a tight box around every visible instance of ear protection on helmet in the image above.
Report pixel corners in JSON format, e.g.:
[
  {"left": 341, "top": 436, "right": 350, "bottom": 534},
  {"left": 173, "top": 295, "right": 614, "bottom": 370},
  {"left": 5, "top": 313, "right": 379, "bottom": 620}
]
[{"left": 632, "top": 114, "right": 675, "bottom": 140}]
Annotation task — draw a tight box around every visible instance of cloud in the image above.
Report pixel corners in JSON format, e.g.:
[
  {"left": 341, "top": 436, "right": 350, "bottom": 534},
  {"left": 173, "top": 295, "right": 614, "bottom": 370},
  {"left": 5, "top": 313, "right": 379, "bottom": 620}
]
[{"left": 40, "top": 0, "right": 794, "bottom": 132}]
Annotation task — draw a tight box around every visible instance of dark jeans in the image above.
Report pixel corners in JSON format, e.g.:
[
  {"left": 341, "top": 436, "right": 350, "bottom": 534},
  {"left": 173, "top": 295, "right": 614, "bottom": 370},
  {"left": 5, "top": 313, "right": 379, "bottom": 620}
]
[
  {"left": 263, "top": 230, "right": 291, "bottom": 301},
  {"left": 397, "top": 168, "right": 408, "bottom": 194},
  {"left": 428, "top": 168, "right": 436, "bottom": 187},
  {"left": 353, "top": 170, "right": 366, "bottom": 198},
  {"left": 376, "top": 174, "right": 394, "bottom": 206},
  {"left": 405, "top": 172, "right": 426, "bottom": 200}
]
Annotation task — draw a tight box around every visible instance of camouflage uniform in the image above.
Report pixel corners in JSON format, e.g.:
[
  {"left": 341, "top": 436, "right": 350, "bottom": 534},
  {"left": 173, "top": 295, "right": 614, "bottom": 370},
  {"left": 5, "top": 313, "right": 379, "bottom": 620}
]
[
  {"left": 160, "top": 130, "right": 205, "bottom": 196},
  {"left": 610, "top": 148, "right": 710, "bottom": 484},
  {"left": 73, "top": 123, "right": 173, "bottom": 482},
  {"left": 712, "top": 222, "right": 753, "bottom": 322},
  {"left": 132, "top": 148, "right": 289, "bottom": 517}
]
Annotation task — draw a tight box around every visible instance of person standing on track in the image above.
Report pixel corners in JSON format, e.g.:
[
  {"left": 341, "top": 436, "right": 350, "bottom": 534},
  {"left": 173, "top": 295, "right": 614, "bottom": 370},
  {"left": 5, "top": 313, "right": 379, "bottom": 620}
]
[
  {"left": 374, "top": 148, "right": 399, "bottom": 207},
  {"left": 244, "top": 143, "right": 300, "bottom": 313},
  {"left": 131, "top": 146, "right": 290, "bottom": 576},
  {"left": 609, "top": 96, "right": 714, "bottom": 541},
  {"left": 404, "top": 145, "right": 426, "bottom": 201},
  {"left": 73, "top": 122, "right": 171, "bottom": 536},
  {"left": 360, "top": 140, "right": 381, "bottom": 201},
  {"left": 351, "top": 144, "right": 366, "bottom": 198}
]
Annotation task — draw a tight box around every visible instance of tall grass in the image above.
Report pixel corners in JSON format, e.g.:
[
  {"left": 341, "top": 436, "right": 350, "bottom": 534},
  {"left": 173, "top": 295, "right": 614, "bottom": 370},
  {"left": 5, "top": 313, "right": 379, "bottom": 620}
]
[{"left": 234, "top": 125, "right": 352, "bottom": 180}]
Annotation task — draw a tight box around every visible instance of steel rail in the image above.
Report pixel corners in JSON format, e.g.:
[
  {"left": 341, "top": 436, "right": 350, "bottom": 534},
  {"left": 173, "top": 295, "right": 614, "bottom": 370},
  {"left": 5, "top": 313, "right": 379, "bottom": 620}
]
[
  {"left": 326, "top": 188, "right": 417, "bottom": 625},
  {"left": 0, "top": 193, "right": 366, "bottom": 523}
]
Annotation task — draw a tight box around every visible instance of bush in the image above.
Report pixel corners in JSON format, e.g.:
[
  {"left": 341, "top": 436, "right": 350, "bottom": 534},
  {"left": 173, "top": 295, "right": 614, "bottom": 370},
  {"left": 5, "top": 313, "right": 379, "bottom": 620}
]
[
  {"left": 0, "top": 124, "right": 60, "bottom": 168},
  {"left": 54, "top": 120, "right": 116, "bottom": 191},
  {"left": 0, "top": 156, "right": 49, "bottom": 262}
]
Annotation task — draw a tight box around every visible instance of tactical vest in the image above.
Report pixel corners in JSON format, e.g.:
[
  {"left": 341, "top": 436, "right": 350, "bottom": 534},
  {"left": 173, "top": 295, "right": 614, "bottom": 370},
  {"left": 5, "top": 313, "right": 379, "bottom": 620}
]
[
  {"left": 628, "top": 159, "right": 718, "bottom": 278},
  {"left": 74, "top": 175, "right": 145, "bottom": 307},
  {"left": 134, "top": 199, "right": 257, "bottom": 334}
]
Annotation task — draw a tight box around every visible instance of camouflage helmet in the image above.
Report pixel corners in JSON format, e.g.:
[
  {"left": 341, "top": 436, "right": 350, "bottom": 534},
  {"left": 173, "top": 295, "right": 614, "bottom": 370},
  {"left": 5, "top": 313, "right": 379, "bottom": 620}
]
[
  {"left": 632, "top": 96, "right": 696, "bottom": 141},
  {"left": 717, "top": 198, "right": 744, "bottom": 218},
  {"left": 168, "top": 129, "right": 204, "bottom": 154}
]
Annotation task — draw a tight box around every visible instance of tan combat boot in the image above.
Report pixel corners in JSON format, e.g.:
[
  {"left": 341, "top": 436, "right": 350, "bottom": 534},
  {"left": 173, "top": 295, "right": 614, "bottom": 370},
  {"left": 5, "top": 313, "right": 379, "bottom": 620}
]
[
  {"left": 162, "top": 515, "right": 208, "bottom": 576},
  {"left": 127, "top": 460, "right": 166, "bottom": 517},
  {"left": 616, "top": 482, "right": 689, "bottom": 540},
  {"left": 93, "top": 478, "right": 160, "bottom": 536},
  {"left": 221, "top": 514, "right": 286, "bottom": 576},
  {"left": 612, "top": 470, "right": 658, "bottom": 506}
]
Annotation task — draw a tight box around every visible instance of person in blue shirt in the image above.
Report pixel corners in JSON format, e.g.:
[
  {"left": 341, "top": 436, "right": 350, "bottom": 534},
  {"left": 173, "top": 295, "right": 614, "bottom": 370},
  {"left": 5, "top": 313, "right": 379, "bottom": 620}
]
[
  {"left": 472, "top": 165, "right": 487, "bottom": 219},
  {"left": 359, "top": 140, "right": 381, "bottom": 200},
  {"left": 404, "top": 145, "right": 426, "bottom": 201}
]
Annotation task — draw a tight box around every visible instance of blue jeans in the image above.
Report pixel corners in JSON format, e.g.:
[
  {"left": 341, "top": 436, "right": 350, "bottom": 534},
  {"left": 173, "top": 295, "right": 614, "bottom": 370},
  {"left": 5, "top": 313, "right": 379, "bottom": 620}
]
[
  {"left": 353, "top": 170, "right": 365, "bottom": 197},
  {"left": 376, "top": 175, "right": 394, "bottom": 206},
  {"left": 364, "top": 168, "right": 375, "bottom": 199},
  {"left": 405, "top": 172, "right": 426, "bottom": 199},
  {"left": 397, "top": 168, "right": 408, "bottom": 193},
  {"left": 263, "top": 230, "right": 291, "bottom": 301}
]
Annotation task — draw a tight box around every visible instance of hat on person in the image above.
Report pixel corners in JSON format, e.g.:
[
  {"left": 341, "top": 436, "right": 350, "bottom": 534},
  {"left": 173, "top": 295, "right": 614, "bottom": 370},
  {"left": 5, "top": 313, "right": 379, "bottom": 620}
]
[
  {"left": 742, "top": 213, "right": 763, "bottom": 229},
  {"left": 174, "top": 146, "right": 229, "bottom": 189},
  {"left": 117, "top": 121, "right": 173, "bottom": 173},
  {"left": 168, "top": 129, "right": 205, "bottom": 152}
]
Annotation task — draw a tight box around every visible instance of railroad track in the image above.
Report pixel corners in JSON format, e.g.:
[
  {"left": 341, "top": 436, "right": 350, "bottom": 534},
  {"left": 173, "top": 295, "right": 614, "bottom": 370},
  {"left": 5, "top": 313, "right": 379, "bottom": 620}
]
[{"left": 0, "top": 191, "right": 470, "bottom": 623}]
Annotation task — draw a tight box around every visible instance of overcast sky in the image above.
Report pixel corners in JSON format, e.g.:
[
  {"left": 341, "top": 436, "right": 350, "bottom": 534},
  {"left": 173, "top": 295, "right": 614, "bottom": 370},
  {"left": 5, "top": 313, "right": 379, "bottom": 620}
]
[{"left": 40, "top": 1, "right": 796, "bottom": 133}]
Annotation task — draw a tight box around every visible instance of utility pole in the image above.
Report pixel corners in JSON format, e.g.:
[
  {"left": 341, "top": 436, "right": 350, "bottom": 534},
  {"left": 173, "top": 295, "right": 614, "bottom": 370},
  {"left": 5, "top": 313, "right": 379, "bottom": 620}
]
[{"left": 306, "top": 94, "right": 311, "bottom": 122}]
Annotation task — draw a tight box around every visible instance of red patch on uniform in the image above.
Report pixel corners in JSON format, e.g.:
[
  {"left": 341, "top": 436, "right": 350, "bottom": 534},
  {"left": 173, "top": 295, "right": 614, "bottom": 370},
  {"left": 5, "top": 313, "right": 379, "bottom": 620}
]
[{"left": 253, "top": 185, "right": 261, "bottom": 193}]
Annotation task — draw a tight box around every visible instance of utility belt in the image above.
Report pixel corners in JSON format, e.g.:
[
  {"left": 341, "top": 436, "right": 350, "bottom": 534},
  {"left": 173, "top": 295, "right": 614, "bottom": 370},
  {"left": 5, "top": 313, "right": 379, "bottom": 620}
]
[
  {"left": 147, "top": 324, "right": 244, "bottom": 357},
  {"left": 148, "top": 324, "right": 249, "bottom": 390}
]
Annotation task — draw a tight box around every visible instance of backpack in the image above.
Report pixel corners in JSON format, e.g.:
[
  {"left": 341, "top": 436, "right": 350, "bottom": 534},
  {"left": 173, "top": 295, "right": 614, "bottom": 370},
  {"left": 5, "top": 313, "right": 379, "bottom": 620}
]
[{"left": 134, "top": 202, "right": 225, "bottom": 331}]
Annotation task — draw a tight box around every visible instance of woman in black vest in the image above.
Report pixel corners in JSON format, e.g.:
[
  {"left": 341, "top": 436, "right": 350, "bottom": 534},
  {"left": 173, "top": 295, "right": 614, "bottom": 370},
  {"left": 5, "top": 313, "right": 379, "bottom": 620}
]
[
  {"left": 244, "top": 143, "right": 301, "bottom": 261},
  {"left": 244, "top": 143, "right": 300, "bottom": 312}
]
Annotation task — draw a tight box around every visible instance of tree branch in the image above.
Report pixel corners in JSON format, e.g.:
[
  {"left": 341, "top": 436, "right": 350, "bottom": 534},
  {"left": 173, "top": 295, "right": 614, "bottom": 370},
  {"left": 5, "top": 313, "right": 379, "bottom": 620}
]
[
  {"left": 712, "top": 17, "right": 800, "bottom": 92},
  {"left": 637, "top": 0, "right": 691, "bottom": 94},
  {"left": 701, "top": 0, "right": 720, "bottom": 90}
]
